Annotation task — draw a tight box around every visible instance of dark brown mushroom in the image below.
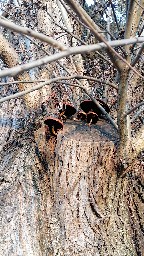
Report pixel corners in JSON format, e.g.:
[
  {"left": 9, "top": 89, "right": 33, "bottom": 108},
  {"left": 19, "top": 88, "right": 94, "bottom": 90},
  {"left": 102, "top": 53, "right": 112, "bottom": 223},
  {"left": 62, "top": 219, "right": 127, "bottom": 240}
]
[
  {"left": 44, "top": 117, "right": 63, "bottom": 136},
  {"left": 87, "top": 111, "right": 99, "bottom": 125},
  {"left": 80, "top": 99, "right": 110, "bottom": 117},
  {"left": 60, "top": 103, "right": 76, "bottom": 119},
  {"left": 80, "top": 100, "right": 94, "bottom": 113},
  {"left": 77, "top": 111, "right": 87, "bottom": 121},
  {"left": 96, "top": 98, "right": 110, "bottom": 114}
]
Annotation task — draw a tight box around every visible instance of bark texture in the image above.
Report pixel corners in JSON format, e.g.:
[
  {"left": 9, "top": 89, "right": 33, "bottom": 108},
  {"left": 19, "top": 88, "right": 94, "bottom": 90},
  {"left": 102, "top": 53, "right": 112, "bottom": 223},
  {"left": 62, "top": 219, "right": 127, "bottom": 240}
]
[
  {"left": 0, "top": 1, "right": 143, "bottom": 255},
  {"left": 1, "top": 120, "right": 143, "bottom": 256}
]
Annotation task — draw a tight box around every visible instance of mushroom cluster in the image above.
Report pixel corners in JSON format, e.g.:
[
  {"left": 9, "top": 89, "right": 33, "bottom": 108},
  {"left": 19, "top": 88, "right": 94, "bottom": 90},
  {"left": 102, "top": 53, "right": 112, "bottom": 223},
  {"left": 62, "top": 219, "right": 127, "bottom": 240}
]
[
  {"left": 43, "top": 99, "right": 110, "bottom": 137},
  {"left": 77, "top": 99, "right": 110, "bottom": 125}
]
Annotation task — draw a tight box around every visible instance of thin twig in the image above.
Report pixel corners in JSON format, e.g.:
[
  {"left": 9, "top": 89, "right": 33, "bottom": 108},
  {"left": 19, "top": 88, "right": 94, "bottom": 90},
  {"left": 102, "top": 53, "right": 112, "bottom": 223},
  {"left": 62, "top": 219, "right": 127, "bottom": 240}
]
[
  {"left": 97, "top": 23, "right": 127, "bottom": 57},
  {"left": 24, "top": 34, "right": 117, "bottom": 127},
  {"left": 96, "top": 51, "right": 112, "bottom": 65},
  {"left": 0, "top": 75, "right": 118, "bottom": 129},
  {"left": 110, "top": 0, "right": 120, "bottom": 30},
  {"left": 134, "top": 0, "right": 144, "bottom": 9},
  {"left": 124, "top": 101, "right": 144, "bottom": 116},
  {"left": 59, "top": 0, "right": 90, "bottom": 30},
  {"left": 0, "top": 79, "right": 46, "bottom": 86},
  {"left": 0, "top": 76, "right": 77, "bottom": 103},
  {"left": 131, "top": 108, "right": 144, "bottom": 123},
  {"left": 63, "top": 0, "right": 143, "bottom": 78},
  {"left": 131, "top": 43, "right": 144, "bottom": 66},
  {"left": 74, "top": 75, "right": 118, "bottom": 90},
  {"left": 0, "top": 37, "right": 143, "bottom": 79},
  {"left": 46, "top": 11, "right": 85, "bottom": 45},
  {"left": 0, "top": 75, "right": 118, "bottom": 89}
]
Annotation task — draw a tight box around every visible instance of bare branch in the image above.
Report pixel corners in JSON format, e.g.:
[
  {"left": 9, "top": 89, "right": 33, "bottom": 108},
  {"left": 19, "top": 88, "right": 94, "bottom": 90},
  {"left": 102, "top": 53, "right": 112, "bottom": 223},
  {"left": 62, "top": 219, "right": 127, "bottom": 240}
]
[
  {"left": 0, "top": 75, "right": 117, "bottom": 102},
  {"left": 124, "top": 101, "right": 144, "bottom": 116},
  {"left": 74, "top": 75, "right": 118, "bottom": 90},
  {"left": 131, "top": 108, "right": 144, "bottom": 123},
  {"left": 63, "top": 0, "right": 143, "bottom": 77},
  {"left": 124, "top": 0, "right": 143, "bottom": 60},
  {"left": 0, "top": 37, "right": 143, "bottom": 79},
  {"left": 0, "top": 75, "right": 118, "bottom": 129},
  {"left": 59, "top": 0, "right": 90, "bottom": 30},
  {"left": 0, "top": 16, "right": 67, "bottom": 51},
  {"left": 46, "top": 10, "right": 85, "bottom": 45},
  {"left": 0, "top": 76, "right": 78, "bottom": 103},
  {"left": 134, "top": 0, "right": 144, "bottom": 10},
  {"left": 0, "top": 75, "right": 118, "bottom": 90},
  {"left": 97, "top": 23, "right": 127, "bottom": 57},
  {"left": 131, "top": 43, "right": 144, "bottom": 66},
  {"left": 25, "top": 34, "right": 115, "bottom": 102},
  {"left": 0, "top": 79, "right": 46, "bottom": 86},
  {"left": 96, "top": 51, "right": 113, "bottom": 65},
  {"left": 110, "top": 1, "right": 120, "bottom": 30}
]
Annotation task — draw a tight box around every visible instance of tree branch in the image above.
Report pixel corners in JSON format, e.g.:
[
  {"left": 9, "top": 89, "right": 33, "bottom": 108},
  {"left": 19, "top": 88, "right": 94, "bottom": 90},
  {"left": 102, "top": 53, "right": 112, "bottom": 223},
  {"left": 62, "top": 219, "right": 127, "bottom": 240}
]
[
  {"left": 46, "top": 10, "right": 85, "bottom": 45},
  {"left": 110, "top": 0, "right": 120, "bottom": 30},
  {"left": 0, "top": 75, "right": 116, "bottom": 103},
  {"left": 25, "top": 35, "right": 116, "bottom": 96},
  {"left": 0, "top": 37, "right": 143, "bottom": 79},
  {"left": 0, "top": 16, "right": 67, "bottom": 51},
  {"left": 131, "top": 108, "right": 144, "bottom": 123},
  {"left": 131, "top": 43, "right": 144, "bottom": 66},
  {"left": 58, "top": 0, "right": 90, "bottom": 30},
  {"left": 74, "top": 75, "right": 118, "bottom": 90},
  {"left": 0, "top": 79, "right": 46, "bottom": 86},
  {"left": 62, "top": 0, "right": 143, "bottom": 78},
  {"left": 0, "top": 75, "right": 118, "bottom": 90},
  {"left": 124, "top": 0, "right": 143, "bottom": 61},
  {"left": 0, "top": 76, "right": 79, "bottom": 103},
  {"left": 0, "top": 75, "right": 118, "bottom": 129},
  {"left": 134, "top": 0, "right": 144, "bottom": 10},
  {"left": 124, "top": 101, "right": 144, "bottom": 116}
]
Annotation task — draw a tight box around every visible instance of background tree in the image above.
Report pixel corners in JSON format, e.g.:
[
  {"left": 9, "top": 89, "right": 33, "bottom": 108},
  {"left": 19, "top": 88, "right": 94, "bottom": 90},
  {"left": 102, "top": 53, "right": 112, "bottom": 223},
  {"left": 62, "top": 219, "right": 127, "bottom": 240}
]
[{"left": 0, "top": 0, "right": 144, "bottom": 255}]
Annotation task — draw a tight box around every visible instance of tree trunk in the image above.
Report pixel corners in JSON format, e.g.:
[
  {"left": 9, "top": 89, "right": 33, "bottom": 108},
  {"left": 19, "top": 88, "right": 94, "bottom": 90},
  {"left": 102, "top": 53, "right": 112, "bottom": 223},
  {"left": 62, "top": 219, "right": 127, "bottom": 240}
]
[
  {"left": 1, "top": 119, "right": 143, "bottom": 255},
  {"left": 0, "top": 1, "right": 143, "bottom": 255}
]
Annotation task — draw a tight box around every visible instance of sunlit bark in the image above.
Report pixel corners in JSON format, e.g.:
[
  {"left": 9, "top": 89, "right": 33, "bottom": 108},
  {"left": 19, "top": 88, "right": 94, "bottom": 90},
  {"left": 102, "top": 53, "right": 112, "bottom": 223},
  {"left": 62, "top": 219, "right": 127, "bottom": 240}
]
[{"left": 0, "top": 1, "right": 143, "bottom": 255}]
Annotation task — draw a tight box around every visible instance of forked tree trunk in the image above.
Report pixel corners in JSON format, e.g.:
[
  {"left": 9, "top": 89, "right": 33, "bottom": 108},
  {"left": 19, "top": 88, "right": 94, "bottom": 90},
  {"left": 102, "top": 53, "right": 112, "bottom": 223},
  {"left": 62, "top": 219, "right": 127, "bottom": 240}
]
[
  {"left": 0, "top": 1, "right": 143, "bottom": 255},
  {"left": 1, "top": 120, "right": 143, "bottom": 255}
]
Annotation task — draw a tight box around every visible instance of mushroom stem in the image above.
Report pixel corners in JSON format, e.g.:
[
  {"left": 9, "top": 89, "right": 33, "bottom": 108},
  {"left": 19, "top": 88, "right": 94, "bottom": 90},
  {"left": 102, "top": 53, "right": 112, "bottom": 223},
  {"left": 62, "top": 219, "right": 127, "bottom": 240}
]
[
  {"left": 51, "top": 126, "right": 57, "bottom": 136},
  {"left": 89, "top": 119, "right": 92, "bottom": 126}
]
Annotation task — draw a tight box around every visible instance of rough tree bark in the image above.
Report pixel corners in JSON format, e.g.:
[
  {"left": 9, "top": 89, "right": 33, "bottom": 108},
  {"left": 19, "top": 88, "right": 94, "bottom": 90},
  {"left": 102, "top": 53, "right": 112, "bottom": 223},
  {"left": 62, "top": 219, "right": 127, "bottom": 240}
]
[
  {"left": 1, "top": 120, "right": 143, "bottom": 255},
  {"left": 0, "top": 0, "right": 143, "bottom": 256}
]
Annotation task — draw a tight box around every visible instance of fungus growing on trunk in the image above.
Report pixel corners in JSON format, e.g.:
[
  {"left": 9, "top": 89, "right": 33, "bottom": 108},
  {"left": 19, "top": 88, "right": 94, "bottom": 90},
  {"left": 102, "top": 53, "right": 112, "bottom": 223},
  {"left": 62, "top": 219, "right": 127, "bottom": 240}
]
[
  {"left": 44, "top": 117, "right": 63, "bottom": 136},
  {"left": 59, "top": 103, "right": 76, "bottom": 119},
  {"left": 80, "top": 99, "right": 110, "bottom": 117},
  {"left": 77, "top": 111, "right": 87, "bottom": 121},
  {"left": 87, "top": 111, "right": 99, "bottom": 125},
  {"left": 96, "top": 98, "right": 110, "bottom": 114}
]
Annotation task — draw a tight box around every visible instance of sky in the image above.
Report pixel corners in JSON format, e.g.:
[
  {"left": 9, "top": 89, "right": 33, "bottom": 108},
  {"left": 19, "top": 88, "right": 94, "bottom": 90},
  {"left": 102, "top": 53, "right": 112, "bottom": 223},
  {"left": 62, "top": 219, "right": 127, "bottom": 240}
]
[{"left": 86, "top": 0, "right": 94, "bottom": 6}]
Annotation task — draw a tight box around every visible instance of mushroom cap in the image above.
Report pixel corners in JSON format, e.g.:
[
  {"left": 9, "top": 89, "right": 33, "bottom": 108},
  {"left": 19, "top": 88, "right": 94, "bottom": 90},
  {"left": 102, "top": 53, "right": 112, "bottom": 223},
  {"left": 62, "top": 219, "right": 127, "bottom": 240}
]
[
  {"left": 87, "top": 111, "right": 99, "bottom": 124},
  {"left": 62, "top": 103, "right": 76, "bottom": 118},
  {"left": 77, "top": 111, "right": 87, "bottom": 121},
  {"left": 44, "top": 117, "right": 63, "bottom": 131},
  {"left": 96, "top": 98, "right": 110, "bottom": 114},
  {"left": 80, "top": 99, "right": 110, "bottom": 117}
]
